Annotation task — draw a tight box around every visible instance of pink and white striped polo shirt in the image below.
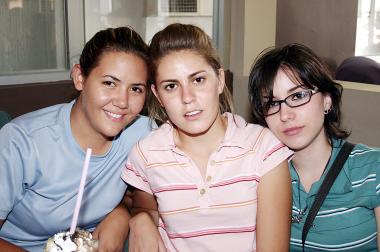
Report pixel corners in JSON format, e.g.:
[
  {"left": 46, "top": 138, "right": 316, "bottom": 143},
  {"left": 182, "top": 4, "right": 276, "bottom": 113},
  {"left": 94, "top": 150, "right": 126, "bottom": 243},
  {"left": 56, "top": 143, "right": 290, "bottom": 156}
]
[{"left": 122, "top": 113, "right": 292, "bottom": 252}]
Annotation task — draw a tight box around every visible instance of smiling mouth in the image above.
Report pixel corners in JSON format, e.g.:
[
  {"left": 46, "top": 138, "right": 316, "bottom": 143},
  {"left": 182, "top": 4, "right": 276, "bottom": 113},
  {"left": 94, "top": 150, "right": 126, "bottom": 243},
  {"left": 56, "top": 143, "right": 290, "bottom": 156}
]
[{"left": 105, "top": 110, "right": 123, "bottom": 119}]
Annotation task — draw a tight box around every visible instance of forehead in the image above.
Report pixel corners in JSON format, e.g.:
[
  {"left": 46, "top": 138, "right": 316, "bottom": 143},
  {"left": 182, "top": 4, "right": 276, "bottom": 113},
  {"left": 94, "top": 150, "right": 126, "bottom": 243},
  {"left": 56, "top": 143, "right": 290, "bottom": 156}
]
[
  {"left": 91, "top": 51, "right": 148, "bottom": 80},
  {"left": 155, "top": 50, "right": 214, "bottom": 81},
  {"left": 157, "top": 50, "right": 209, "bottom": 69},
  {"left": 272, "top": 69, "right": 305, "bottom": 95},
  {"left": 98, "top": 51, "right": 143, "bottom": 63}
]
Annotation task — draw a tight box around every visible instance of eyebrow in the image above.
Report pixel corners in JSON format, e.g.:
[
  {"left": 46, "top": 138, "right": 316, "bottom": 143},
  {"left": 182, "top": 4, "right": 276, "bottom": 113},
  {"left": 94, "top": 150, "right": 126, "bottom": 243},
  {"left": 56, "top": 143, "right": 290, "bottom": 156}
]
[
  {"left": 265, "top": 85, "right": 304, "bottom": 99},
  {"left": 287, "top": 86, "right": 302, "bottom": 94},
  {"left": 159, "top": 79, "right": 177, "bottom": 85},
  {"left": 131, "top": 83, "right": 147, "bottom": 86},
  {"left": 189, "top": 70, "right": 206, "bottom": 78},
  {"left": 104, "top": 75, "right": 147, "bottom": 86},
  {"left": 103, "top": 75, "right": 121, "bottom": 82},
  {"left": 159, "top": 70, "right": 207, "bottom": 85}
]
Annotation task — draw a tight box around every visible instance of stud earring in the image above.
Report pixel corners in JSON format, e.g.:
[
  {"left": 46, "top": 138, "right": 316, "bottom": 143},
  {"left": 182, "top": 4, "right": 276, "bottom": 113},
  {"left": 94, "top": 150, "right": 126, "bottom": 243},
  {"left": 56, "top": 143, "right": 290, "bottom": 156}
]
[{"left": 324, "top": 108, "right": 332, "bottom": 114}]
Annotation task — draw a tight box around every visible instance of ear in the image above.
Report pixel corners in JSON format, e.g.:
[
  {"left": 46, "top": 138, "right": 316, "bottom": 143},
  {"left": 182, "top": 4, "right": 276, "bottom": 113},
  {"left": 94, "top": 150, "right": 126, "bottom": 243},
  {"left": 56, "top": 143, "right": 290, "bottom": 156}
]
[
  {"left": 151, "top": 84, "right": 164, "bottom": 106},
  {"left": 323, "top": 93, "right": 332, "bottom": 111},
  {"left": 71, "top": 64, "right": 85, "bottom": 91},
  {"left": 217, "top": 69, "right": 226, "bottom": 95}
]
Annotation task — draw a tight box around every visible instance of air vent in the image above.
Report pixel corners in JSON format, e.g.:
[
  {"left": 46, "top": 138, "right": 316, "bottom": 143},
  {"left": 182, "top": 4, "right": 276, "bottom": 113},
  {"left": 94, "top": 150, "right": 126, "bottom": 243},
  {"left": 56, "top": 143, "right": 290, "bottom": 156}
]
[{"left": 158, "top": 0, "right": 199, "bottom": 16}]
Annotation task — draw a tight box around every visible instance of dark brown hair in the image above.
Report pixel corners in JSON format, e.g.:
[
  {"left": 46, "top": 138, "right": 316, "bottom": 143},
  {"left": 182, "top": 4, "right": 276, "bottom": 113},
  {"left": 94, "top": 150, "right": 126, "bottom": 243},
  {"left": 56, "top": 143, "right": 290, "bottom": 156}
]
[
  {"left": 248, "top": 43, "right": 349, "bottom": 139},
  {"left": 79, "top": 26, "right": 149, "bottom": 77}
]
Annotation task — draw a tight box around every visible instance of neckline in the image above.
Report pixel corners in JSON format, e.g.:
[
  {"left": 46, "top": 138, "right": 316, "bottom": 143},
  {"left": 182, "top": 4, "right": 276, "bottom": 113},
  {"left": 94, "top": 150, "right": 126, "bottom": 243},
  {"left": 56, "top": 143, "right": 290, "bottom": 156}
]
[
  {"left": 290, "top": 145, "right": 333, "bottom": 216},
  {"left": 290, "top": 142, "right": 333, "bottom": 181}
]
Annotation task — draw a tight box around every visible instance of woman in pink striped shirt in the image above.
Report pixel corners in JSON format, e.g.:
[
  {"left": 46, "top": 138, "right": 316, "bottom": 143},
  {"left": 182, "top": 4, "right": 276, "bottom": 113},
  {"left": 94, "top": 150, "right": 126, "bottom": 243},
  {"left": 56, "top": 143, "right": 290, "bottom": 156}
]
[{"left": 124, "top": 23, "right": 293, "bottom": 252}]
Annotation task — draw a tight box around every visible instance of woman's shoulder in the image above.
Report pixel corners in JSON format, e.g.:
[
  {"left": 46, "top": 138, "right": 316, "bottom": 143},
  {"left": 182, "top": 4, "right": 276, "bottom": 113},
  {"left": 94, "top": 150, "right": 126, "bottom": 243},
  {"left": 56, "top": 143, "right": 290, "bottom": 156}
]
[
  {"left": 350, "top": 141, "right": 380, "bottom": 162},
  {"left": 125, "top": 121, "right": 171, "bottom": 149},
  {"left": 139, "top": 122, "right": 172, "bottom": 145},
  {"left": 225, "top": 113, "right": 281, "bottom": 149},
  {"left": 225, "top": 113, "right": 266, "bottom": 132},
  {"left": 0, "top": 103, "right": 72, "bottom": 156},
  {"left": 341, "top": 140, "right": 380, "bottom": 171},
  {"left": 126, "top": 122, "right": 173, "bottom": 164},
  {"left": 2, "top": 103, "right": 70, "bottom": 136}
]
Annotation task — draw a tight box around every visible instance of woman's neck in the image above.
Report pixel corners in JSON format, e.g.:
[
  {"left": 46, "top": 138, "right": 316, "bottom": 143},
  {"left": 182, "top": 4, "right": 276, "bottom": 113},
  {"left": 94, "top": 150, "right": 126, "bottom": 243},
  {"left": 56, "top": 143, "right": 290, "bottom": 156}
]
[
  {"left": 292, "top": 134, "right": 332, "bottom": 192},
  {"left": 174, "top": 114, "right": 227, "bottom": 152},
  {"left": 174, "top": 114, "right": 227, "bottom": 179}
]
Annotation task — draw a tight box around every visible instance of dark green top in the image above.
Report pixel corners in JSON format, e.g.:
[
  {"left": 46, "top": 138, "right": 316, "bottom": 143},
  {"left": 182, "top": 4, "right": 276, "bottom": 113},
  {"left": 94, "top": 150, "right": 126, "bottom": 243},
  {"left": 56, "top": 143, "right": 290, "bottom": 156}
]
[
  {"left": 290, "top": 138, "right": 380, "bottom": 251},
  {"left": 0, "top": 111, "right": 11, "bottom": 129}
]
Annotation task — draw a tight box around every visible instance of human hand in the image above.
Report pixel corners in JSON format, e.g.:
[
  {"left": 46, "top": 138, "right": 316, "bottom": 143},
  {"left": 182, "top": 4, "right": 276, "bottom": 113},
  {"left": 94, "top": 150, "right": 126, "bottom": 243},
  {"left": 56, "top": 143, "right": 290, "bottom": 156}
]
[
  {"left": 92, "top": 206, "right": 130, "bottom": 252},
  {"left": 128, "top": 212, "right": 166, "bottom": 252},
  {"left": 0, "top": 220, "right": 27, "bottom": 251}
]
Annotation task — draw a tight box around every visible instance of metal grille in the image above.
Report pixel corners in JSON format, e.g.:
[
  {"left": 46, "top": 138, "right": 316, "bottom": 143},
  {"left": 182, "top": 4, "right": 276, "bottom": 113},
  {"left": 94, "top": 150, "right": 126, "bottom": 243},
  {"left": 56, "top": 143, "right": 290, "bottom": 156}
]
[{"left": 160, "top": 0, "right": 198, "bottom": 13}]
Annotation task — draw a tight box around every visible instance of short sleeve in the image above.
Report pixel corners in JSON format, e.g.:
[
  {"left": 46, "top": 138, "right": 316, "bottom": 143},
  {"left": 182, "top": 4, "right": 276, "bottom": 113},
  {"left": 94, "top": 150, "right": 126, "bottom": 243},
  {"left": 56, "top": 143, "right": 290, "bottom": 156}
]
[
  {"left": 121, "top": 142, "right": 153, "bottom": 195},
  {"left": 372, "top": 149, "right": 380, "bottom": 208},
  {"left": 0, "top": 123, "right": 29, "bottom": 219},
  {"left": 259, "top": 129, "right": 293, "bottom": 177}
]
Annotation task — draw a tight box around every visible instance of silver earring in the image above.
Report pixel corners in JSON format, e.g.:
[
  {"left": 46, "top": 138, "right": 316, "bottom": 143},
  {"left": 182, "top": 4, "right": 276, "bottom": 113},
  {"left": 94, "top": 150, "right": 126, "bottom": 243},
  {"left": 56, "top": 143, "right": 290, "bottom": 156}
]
[{"left": 324, "top": 108, "right": 331, "bottom": 114}]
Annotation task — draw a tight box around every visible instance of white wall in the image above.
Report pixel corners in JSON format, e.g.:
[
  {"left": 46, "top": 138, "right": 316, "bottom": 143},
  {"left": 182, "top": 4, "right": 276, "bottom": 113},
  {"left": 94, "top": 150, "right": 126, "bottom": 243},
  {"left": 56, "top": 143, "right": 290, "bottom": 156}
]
[
  {"left": 340, "top": 82, "right": 380, "bottom": 147},
  {"left": 84, "top": 0, "right": 145, "bottom": 41},
  {"left": 145, "top": 16, "right": 213, "bottom": 44},
  {"left": 229, "top": 0, "right": 277, "bottom": 120},
  {"left": 276, "top": 0, "right": 358, "bottom": 71}
]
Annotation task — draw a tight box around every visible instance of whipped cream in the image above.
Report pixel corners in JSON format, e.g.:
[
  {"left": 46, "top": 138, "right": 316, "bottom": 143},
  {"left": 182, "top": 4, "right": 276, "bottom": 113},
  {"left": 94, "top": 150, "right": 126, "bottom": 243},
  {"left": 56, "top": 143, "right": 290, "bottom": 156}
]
[{"left": 44, "top": 229, "right": 98, "bottom": 252}]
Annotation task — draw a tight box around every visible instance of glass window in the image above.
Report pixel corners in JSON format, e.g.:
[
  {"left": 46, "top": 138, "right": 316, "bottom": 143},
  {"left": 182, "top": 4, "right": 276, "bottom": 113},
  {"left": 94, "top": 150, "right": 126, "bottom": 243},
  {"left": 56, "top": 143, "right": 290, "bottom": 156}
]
[
  {"left": 356, "top": 0, "right": 380, "bottom": 61},
  {"left": 84, "top": 0, "right": 214, "bottom": 45},
  {"left": 0, "top": 0, "right": 219, "bottom": 85},
  {"left": 0, "top": 0, "right": 66, "bottom": 75}
]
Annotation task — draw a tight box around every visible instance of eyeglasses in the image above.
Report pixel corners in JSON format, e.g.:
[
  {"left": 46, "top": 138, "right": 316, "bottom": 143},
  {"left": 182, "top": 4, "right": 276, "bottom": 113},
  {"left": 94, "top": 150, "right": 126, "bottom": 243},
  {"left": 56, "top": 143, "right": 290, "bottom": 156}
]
[{"left": 263, "top": 89, "right": 319, "bottom": 116}]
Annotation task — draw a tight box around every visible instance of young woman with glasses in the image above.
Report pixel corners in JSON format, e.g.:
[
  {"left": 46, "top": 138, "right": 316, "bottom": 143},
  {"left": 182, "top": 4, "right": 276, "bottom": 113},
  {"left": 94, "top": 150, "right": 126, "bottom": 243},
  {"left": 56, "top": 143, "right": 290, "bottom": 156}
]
[{"left": 249, "top": 43, "right": 380, "bottom": 251}]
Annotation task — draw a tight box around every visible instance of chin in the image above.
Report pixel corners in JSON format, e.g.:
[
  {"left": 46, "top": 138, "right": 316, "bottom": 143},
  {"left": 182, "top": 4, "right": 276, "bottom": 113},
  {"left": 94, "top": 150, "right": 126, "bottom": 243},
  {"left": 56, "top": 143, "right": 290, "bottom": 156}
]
[
  {"left": 287, "top": 142, "right": 310, "bottom": 152},
  {"left": 179, "top": 126, "right": 209, "bottom": 137},
  {"left": 102, "top": 127, "right": 124, "bottom": 138},
  {"left": 280, "top": 137, "right": 306, "bottom": 151}
]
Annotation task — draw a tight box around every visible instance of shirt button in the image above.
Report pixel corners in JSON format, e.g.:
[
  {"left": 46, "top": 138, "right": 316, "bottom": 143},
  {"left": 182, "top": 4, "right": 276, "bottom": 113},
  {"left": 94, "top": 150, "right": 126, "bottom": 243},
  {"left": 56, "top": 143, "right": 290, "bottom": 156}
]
[
  {"left": 210, "top": 160, "right": 216, "bottom": 166},
  {"left": 206, "top": 176, "right": 212, "bottom": 182},
  {"left": 200, "top": 188, "right": 206, "bottom": 195}
]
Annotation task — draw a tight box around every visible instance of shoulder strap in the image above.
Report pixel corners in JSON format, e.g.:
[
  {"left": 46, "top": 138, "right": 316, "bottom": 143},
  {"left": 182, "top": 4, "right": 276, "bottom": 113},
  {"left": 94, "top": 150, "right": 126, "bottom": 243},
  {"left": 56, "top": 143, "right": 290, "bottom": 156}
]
[{"left": 301, "top": 141, "right": 355, "bottom": 251}]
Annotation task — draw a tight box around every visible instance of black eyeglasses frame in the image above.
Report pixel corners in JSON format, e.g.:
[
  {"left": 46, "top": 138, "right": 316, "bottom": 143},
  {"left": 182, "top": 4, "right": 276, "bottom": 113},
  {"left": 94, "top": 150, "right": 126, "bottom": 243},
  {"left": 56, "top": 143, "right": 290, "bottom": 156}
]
[{"left": 263, "top": 89, "right": 319, "bottom": 116}]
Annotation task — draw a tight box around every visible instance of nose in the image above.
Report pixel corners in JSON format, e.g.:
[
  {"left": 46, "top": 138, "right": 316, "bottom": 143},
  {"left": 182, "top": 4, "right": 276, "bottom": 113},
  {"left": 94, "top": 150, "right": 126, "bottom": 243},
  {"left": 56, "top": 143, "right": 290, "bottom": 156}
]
[
  {"left": 113, "top": 89, "right": 129, "bottom": 109},
  {"left": 279, "top": 102, "right": 295, "bottom": 122},
  {"left": 181, "top": 85, "right": 195, "bottom": 104}
]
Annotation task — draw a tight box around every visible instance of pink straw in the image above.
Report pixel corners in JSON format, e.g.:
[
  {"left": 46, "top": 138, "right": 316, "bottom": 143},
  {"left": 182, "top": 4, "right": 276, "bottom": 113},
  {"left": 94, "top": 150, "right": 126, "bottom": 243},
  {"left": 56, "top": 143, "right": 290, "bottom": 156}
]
[{"left": 70, "top": 148, "right": 92, "bottom": 234}]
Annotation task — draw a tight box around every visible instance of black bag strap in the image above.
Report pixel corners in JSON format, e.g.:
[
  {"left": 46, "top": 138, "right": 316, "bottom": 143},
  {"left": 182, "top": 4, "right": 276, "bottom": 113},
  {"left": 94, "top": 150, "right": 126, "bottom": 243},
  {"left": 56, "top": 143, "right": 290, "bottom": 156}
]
[{"left": 301, "top": 141, "right": 355, "bottom": 251}]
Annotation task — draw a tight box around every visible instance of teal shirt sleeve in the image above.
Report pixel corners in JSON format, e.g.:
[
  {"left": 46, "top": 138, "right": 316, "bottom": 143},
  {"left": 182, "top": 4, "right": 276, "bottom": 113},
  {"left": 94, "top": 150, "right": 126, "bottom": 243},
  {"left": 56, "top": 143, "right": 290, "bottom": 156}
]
[
  {"left": 0, "top": 111, "right": 11, "bottom": 129},
  {"left": 372, "top": 147, "right": 380, "bottom": 208}
]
